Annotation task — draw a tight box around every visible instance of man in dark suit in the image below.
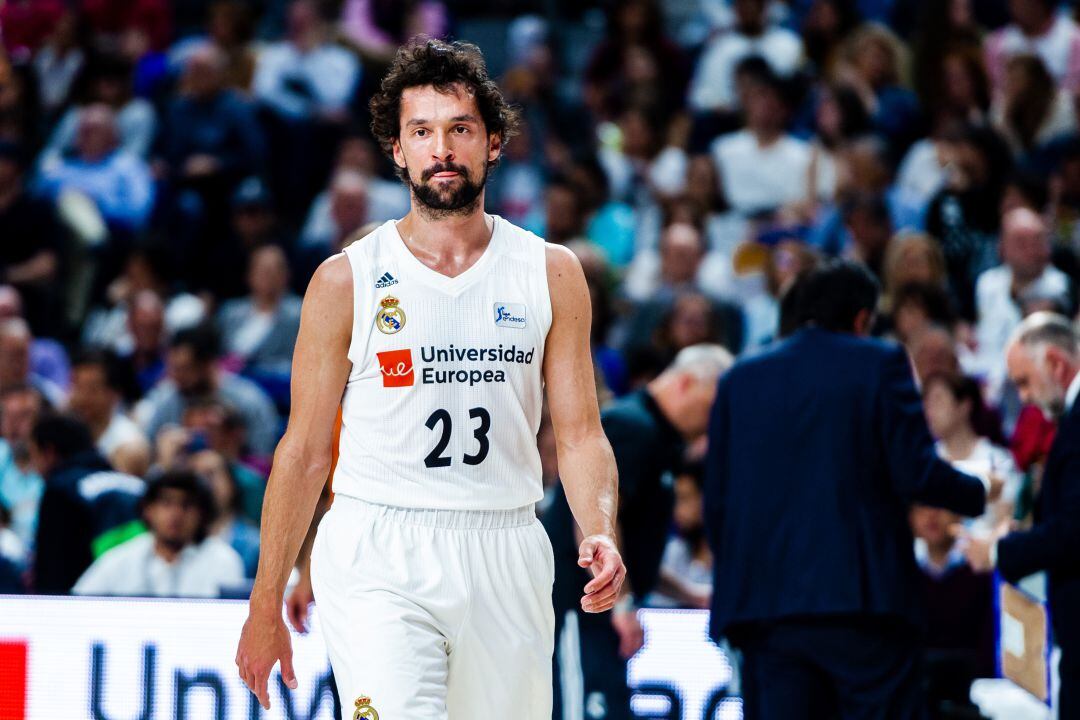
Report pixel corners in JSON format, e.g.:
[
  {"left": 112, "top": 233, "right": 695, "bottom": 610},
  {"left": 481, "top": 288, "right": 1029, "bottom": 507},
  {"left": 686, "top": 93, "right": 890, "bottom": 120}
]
[
  {"left": 958, "top": 312, "right": 1080, "bottom": 719},
  {"left": 704, "top": 261, "right": 987, "bottom": 718}
]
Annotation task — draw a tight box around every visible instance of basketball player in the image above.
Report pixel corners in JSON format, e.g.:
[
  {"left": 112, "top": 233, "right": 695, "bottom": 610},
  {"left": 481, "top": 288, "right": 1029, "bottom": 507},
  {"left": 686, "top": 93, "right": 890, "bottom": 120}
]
[{"left": 236, "top": 38, "right": 625, "bottom": 719}]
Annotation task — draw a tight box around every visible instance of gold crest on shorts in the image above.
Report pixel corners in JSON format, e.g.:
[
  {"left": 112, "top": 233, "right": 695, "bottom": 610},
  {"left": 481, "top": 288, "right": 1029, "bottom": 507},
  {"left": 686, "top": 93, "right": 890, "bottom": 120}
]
[
  {"left": 353, "top": 695, "right": 379, "bottom": 720},
  {"left": 375, "top": 295, "right": 406, "bottom": 334}
]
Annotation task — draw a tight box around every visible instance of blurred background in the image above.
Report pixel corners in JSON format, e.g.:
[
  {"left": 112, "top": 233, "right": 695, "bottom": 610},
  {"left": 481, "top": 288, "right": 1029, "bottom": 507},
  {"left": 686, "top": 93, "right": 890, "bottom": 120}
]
[{"left": 0, "top": 0, "right": 1075, "bottom": 718}]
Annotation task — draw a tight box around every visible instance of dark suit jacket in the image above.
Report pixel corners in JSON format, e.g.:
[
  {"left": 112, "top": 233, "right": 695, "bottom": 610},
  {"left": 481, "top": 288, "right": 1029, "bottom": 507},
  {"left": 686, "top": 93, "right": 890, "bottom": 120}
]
[
  {"left": 704, "top": 328, "right": 986, "bottom": 641},
  {"left": 998, "top": 392, "right": 1080, "bottom": 653}
]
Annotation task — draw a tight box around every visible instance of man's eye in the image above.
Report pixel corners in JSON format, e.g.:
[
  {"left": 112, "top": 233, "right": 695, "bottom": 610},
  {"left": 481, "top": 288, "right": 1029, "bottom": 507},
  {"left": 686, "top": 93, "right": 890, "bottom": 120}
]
[
  {"left": 454, "top": 126, "right": 468, "bottom": 133},
  {"left": 415, "top": 128, "right": 428, "bottom": 137}
]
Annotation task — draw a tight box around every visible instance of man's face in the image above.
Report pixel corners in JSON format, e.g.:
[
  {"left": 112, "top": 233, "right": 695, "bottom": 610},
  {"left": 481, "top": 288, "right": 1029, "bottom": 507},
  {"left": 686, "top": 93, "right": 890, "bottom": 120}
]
[
  {"left": 167, "top": 347, "right": 212, "bottom": 397},
  {"left": 1002, "top": 222, "right": 1049, "bottom": 282},
  {"left": 145, "top": 488, "right": 201, "bottom": 548},
  {"left": 248, "top": 248, "right": 288, "bottom": 299},
  {"left": 0, "top": 390, "right": 40, "bottom": 444},
  {"left": 922, "top": 380, "right": 966, "bottom": 439},
  {"left": 1007, "top": 342, "right": 1067, "bottom": 417},
  {"left": 676, "top": 372, "right": 720, "bottom": 440},
  {"left": 191, "top": 450, "right": 233, "bottom": 515},
  {"left": 910, "top": 505, "right": 957, "bottom": 548},
  {"left": 69, "top": 364, "right": 116, "bottom": 425},
  {"left": 0, "top": 330, "right": 30, "bottom": 388},
  {"left": 660, "top": 223, "right": 705, "bottom": 285},
  {"left": 392, "top": 84, "right": 498, "bottom": 216}
]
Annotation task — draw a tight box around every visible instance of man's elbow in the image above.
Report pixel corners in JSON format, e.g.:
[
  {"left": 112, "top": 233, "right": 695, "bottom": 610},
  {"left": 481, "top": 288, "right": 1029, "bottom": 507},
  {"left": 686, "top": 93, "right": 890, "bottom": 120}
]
[{"left": 273, "top": 434, "right": 333, "bottom": 481}]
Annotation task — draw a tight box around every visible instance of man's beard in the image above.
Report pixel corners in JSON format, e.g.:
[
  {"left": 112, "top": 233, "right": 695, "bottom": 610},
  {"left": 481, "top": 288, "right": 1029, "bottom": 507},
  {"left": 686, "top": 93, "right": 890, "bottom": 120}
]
[{"left": 408, "top": 161, "right": 487, "bottom": 218}]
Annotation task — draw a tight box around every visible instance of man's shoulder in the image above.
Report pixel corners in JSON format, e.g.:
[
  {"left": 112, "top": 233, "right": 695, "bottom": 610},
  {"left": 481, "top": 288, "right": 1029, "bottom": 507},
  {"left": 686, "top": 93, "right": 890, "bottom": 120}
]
[{"left": 728, "top": 331, "right": 899, "bottom": 380}]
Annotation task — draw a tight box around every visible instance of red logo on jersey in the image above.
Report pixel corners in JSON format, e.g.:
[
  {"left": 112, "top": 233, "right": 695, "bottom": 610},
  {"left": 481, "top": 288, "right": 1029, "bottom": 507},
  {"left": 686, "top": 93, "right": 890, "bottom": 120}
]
[{"left": 377, "top": 349, "right": 414, "bottom": 387}]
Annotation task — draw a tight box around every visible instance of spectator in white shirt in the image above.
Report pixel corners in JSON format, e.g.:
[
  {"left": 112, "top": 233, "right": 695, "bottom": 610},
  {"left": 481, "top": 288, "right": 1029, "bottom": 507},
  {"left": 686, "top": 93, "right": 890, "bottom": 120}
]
[
  {"left": 922, "top": 372, "right": 1020, "bottom": 527},
  {"left": 984, "top": 0, "right": 1080, "bottom": 95},
  {"left": 252, "top": 0, "right": 360, "bottom": 122},
  {"left": 66, "top": 349, "right": 148, "bottom": 469},
  {"left": 710, "top": 62, "right": 810, "bottom": 216},
  {"left": 975, "top": 207, "right": 1071, "bottom": 390},
  {"left": 73, "top": 471, "right": 244, "bottom": 598},
  {"left": 688, "top": 0, "right": 803, "bottom": 113}
]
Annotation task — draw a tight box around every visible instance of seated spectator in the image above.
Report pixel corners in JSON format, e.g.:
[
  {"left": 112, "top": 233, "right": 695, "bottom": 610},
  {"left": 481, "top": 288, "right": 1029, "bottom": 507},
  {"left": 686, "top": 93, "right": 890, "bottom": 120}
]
[
  {"left": 710, "top": 63, "right": 810, "bottom": 217},
  {"left": 66, "top": 349, "right": 148, "bottom": 468},
  {"left": 837, "top": 23, "right": 922, "bottom": 152},
  {"left": 31, "top": 10, "right": 83, "bottom": 119},
  {"left": 78, "top": 0, "right": 171, "bottom": 53},
  {"left": 217, "top": 245, "right": 301, "bottom": 378},
  {"left": 0, "top": 385, "right": 45, "bottom": 553},
  {"left": 908, "top": 323, "right": 962, "bottom": 384},
  {"left": 253, "top": 0, "right": 360, "bottom": 123},
  {"left": 840, "top": 191, "right": 893, "bottom": 279},
  {"left": 136, "top": 325, "right": 280, "bottom": 457},
  {"left": 0, "top": 286, "right": 70, "bottom": 392},
  {"left": 975, "top": 207, "right": 1071, "bottom": 390},
  {"left": 299, "top": 133, "right": 409, "bottom": 249},
  {"left": 39, "top": 54, "right": 156, "bottom": 161},
  {"left": 190, "top": 448, "right": 259, "bottom": 578},
  {"left": 0, "top": 141, "right": 65, "bottom": 337},
  {"left": 909, "top": 504, "right": 995, "bottom": 714},
  {"left": 118, "top": 289, "right": 168, "bottom": 394},
  {"left": 169, "top": 0, "right": 258, "bottom": 92},
  {"left": 82, "top": 245, "right": 206, "bottom": 354},
  {"left": 803, "top": 83, "right": 872, "bottom": 207},
  {"left": 991, "top": 54, "right": 1077, "bottom": 159},
  {"left": 922, "top": 372, "right": 1020, "bottom": 526},
  {"left": 0, "top": 319, "right": 64, "bottom": 407},
  {"left": 649, "top": 463, "right": 711, "bottom": 609},
  {"left": 73, "top": 470, "right": 244, "bottom": 597},
  {"left": 31, "top": 414, "right": 145, "bottom": 593},
  {"left": 181, "top": 398, "right": 266, "bottom": 521},
  {"left": 925, "top": 122, "right": 1014, "bottom": 320},
  {"left": 984, "top": 0, "right": 1080, "bottom": 95},
  {"left": 624, "top": 220, "right": 715, "bottom": 303},
  {"left": 340, "top": 0, "right": 449, "bottom": 65},
  {"left": 624, "top": 289, "right": 744, "bottom": 369},
  {"left": 297, "top": 169, "right": 369, "bottom": 252},
  {"left": 158, "top": 42, "right": 264, "bottom": 199},
  {"left": 36, "top": 104, "right": 155, "bottom": 230},
  {"left": 583, "top": 0, "right": 690, "bottom": 123},
  {"left": 688, "top": 0, "right": 803, "bottom": 114},
  {"left": 880, "top": 232, "right": 948, "bottom": 317}
]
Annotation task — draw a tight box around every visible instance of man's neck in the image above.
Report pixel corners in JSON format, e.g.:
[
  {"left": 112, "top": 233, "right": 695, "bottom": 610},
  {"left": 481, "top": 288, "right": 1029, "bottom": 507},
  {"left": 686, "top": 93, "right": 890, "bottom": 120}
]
[
  {"left": 926, "top": 542, "right": 954, "bottom": 570},
  {"left": 1021, "top": 14, "right": 1055, "bottom": 39},
  {"left": 941, "top": 427, "right": 979, "bottom": 460},
  {"left": 153, "top": 538, "right": 185, "bottom": 564},
  {"left": 252, "top": 292, "right": 281, "bottom": 312},
  {"left": 397, "top": 204, "right": 493, "bottom": 267},
  {"left": 753, "top": 127, "right": 783, "bottom": 147},
  {"left": 645, "top": 379, "right": 691, "bottom": 440}
]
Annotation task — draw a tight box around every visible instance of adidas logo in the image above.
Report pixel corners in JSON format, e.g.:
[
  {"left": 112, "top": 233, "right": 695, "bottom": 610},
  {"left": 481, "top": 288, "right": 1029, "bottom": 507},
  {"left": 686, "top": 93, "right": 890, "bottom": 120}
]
[{"left": 375, "top": 272, "right": 398, "bottom": 288}]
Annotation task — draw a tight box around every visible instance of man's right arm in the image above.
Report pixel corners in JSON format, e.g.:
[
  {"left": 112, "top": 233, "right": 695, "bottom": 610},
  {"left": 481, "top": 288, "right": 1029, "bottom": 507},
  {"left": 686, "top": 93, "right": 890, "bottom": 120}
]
[
  {"left": 878, "top": 345, "right": 986, "bottom": 516},
  {"left": 236, "top": 254, "right": 353, "bottom": 710}
]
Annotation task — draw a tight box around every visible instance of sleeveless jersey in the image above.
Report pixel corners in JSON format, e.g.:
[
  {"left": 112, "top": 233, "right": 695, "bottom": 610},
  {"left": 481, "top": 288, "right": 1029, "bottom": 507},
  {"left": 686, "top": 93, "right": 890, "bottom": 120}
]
[{"left": 332, "top": 215, "right": 552, "bottom": 510}]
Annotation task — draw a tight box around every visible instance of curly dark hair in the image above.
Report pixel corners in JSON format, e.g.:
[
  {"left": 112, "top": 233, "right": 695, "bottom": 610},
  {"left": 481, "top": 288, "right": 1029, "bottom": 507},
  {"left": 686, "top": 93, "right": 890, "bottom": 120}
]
[{"left": 368, "top": 37, "right": 522, "bottom": 179}]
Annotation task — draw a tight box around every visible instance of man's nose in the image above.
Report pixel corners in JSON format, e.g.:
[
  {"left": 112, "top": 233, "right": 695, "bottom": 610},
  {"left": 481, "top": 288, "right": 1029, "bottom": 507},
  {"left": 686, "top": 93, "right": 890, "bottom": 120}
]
[{"left": 432, "top": 130, "right": 454, "bottom": 162}]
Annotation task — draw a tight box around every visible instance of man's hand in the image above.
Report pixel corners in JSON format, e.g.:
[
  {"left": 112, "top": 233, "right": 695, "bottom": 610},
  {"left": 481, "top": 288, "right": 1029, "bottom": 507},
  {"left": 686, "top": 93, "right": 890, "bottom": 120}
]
[
  {"left": 286, "top": 572, "right": 315, "bottom": 634},
  {"left": 578, "top": 534, "right": 626, "bottom": 613},
  {"left": 236, "top": 610, "right": 298, "bottom": 710},
  {"left": 610, "top": 606, "right": 644, "bottom": 658},
  {"left": 950, "top": 521, "right": 1011, "bottom": 573}
]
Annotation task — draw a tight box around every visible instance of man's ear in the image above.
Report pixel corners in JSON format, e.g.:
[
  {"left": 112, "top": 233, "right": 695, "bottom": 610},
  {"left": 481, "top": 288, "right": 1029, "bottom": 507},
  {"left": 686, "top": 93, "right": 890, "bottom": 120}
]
[
  {"left": 391, "top": 137, "right": 407, "bottom": 172},
  {"left": 488, "top": 133, "right": 502, "bottom": 164},
  {"left": 1046, "top": 345, "right": 1072, "bottom": 383},
  {"left": 853, "top": 308, "right": 874, "bottom": 336}
]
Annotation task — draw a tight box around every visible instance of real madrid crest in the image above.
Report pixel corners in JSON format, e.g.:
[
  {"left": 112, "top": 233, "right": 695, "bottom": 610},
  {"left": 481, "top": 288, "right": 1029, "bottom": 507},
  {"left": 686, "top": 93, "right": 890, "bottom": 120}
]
[
  {"left": 353, "top": 695, "right": 380, "bottom": 720},
  {"left": 375, "top": 295, "right": 406, "bottom": 334}
]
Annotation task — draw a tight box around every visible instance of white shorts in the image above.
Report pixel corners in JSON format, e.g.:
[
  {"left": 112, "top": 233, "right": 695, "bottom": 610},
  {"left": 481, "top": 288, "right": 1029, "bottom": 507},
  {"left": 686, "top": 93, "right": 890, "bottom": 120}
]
[{"left": 310, "top": 494, "right": 556, "bottom": 720}]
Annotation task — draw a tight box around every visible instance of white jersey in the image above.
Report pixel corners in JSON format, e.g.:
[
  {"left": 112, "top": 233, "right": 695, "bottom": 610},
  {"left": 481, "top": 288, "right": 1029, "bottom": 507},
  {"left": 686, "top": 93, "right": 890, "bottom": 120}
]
[{"left": 332, "top": 215, "right": 552, "bottom": 510}]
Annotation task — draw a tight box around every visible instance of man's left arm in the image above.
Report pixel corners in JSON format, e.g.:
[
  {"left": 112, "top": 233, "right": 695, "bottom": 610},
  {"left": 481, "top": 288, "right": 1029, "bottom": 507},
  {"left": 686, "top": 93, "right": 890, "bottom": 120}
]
[
  {"left": 997, "top": 445, "right": 1080, "bottom": 582},
  {"left": 543, "top": 244, "right": 625, "bottom": 614}
]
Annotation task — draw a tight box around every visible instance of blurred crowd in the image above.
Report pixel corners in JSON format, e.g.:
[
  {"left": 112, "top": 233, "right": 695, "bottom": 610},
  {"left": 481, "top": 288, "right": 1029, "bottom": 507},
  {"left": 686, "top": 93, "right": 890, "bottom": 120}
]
[{"left": 1, "top": 0, "right": 1078, "bottom": 712}]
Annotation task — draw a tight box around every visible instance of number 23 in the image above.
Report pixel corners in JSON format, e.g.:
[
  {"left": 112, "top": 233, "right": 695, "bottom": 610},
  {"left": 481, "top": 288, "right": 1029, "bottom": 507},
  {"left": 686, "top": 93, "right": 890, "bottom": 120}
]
[{"left": 424, "top": 407, "right": 490, "bottom": 468}]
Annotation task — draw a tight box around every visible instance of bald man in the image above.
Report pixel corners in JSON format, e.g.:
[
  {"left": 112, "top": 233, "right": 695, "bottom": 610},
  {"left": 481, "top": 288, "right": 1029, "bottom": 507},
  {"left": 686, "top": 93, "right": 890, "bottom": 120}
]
[{"left": 975, "top": 207, "right": 1072, "bottom": 395}]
